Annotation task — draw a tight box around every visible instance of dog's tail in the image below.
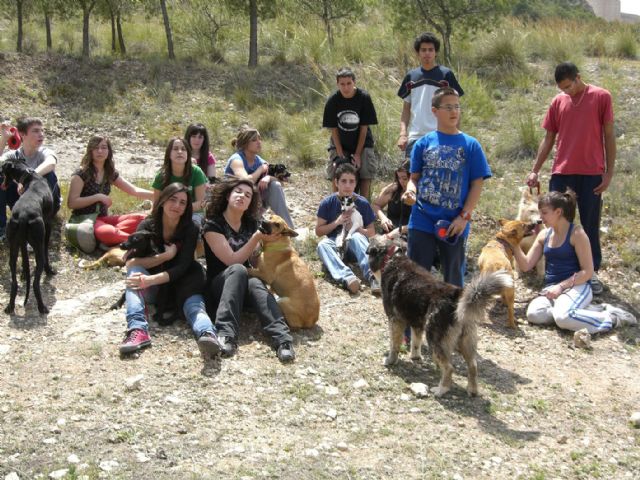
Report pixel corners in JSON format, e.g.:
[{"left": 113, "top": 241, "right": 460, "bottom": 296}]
[
  {"left": 457, "top": 270, "right": 513, "bottom": 324},
  {"left": 78, "top": 258, "right": 104, "bottom": 270}
]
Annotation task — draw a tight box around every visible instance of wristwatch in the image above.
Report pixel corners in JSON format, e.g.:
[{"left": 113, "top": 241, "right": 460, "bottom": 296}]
[{"left": 459, "top": 210, "right": 472, "bottom": 221}]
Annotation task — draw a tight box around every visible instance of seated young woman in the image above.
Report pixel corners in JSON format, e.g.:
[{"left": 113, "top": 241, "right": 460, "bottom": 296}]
[
  {"left": 202, "top": 177, "right": 295, "bottom": 363},
  {"left": 152, "top": 137, "right": 207, "bottom": 221},
  {"left": 119, "top": 182, "right": 222, "bottom": 358},
  {"left": 67, "top": 136, "right": 153, "bottom": 251},
  {"left": 184, "top": 123, "right": 217, "bottom": 182},
  {"left": 513, "top": 189, "right": 636, "bottom": 333},
  {"left": 224, "top": 127, "right": 295, "bottom": 228},
  {"left": 372, "top": 160, "right": 411, "bottom": 237}
]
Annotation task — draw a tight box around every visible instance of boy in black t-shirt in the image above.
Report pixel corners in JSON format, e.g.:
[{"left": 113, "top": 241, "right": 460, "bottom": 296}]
[{"left": 322, "top": 67, "right": 378, "bottom": 199}]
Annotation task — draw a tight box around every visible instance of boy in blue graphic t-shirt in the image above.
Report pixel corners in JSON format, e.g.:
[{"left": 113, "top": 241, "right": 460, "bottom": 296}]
[{"left": 402, "top": 87, "right": 491, "bottom": 287}]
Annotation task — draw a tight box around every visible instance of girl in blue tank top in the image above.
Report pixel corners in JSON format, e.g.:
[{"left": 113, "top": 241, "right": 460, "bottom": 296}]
[{"left": 512, "top": 189, "right": 635, "bottom": 333}]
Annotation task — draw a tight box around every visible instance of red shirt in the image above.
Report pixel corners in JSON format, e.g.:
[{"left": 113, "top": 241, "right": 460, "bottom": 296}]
[{"left": 542, "top": 84, "right": 614, "bottom": 175}]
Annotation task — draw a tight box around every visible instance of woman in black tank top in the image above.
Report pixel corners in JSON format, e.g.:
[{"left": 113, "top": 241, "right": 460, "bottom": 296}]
[{"left": 373, "top": 160, "right": 411, "bottom": 236}]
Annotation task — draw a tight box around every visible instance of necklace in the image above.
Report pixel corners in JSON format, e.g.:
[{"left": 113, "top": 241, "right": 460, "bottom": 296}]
[{"left": 571, "top": 84, "right": 589, "bottom": 108}]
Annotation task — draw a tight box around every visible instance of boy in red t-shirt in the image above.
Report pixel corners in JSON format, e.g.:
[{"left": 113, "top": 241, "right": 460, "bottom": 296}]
[{"left": 526, "top": 62, "right": 615, "bottom": 295}]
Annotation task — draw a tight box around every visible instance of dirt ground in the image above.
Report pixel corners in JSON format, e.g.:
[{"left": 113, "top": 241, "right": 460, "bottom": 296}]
[{"left": 1, "top": 127, "right": 640, "bottom": 480}]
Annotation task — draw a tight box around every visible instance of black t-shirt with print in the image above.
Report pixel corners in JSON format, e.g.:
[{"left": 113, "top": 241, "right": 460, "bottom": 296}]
[
  {"left": 322, "top": 88, "right": 378, "bottom": 153},
  {"left": 202, "top": 215, "right": 258, "bottom": 280}
]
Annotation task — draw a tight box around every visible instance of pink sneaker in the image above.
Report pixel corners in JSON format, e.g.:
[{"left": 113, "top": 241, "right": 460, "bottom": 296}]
[{"left": 120, "top": 328, "right": 151, "bottom": 354}]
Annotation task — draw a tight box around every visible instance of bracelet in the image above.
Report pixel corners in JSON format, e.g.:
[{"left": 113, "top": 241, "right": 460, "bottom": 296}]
[{"left": 459, "top": 210, "right": 472, "bottom": 221}]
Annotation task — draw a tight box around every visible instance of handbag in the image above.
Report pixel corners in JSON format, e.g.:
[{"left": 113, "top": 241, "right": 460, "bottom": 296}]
[{"left": 65, "top": 205, "right": 100, "bottom": 253}]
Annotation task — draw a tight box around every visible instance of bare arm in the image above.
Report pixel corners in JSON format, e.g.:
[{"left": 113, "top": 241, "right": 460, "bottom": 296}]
[
  {"left": 401, "top": 172, "right": 420, "bottom": 205},
  {"left": 126, "top": 244, "right": 177, "bottom": 271},
  {"left": 330, "top": 128, "right": 344, "bottom": 158},
  {"left": 527, "top": 130, "right": 556, "bottom": 187},
  {"left": 373, "top": 183, "right": 395, "bottom": 232},
  {"left": 315, "top": 213, "right": 348, "bottom": 238},
  {"left": 67, "top": 175, "right": 111, "bottom": 210},
  {"left": 113, "top": 176, "right": 154, "bottom": 200},
  {"left": 448, "top": 177, "right": 484, "bottom": 237},
  {"left": 352, "top": 125, "right": 368, "bottom": 168},
  {"left": 192, "top": 183, "right": 206, "bottom": 211},
  {"left": 34, "top": 154, "right": 56, "bottom": 176},
  {"left": 229, "top": 157, "right": 267, "bottom": 184},
  {"left": 594, "top": 121, "right": 616, "bottom": 194},
  {"left": 204, "top": 230, "right": 263, "bottom": 266},
  {"left": 397, "top": 102, "right": 411, "bottom": 151},
  {"left": 513, "top": 229, "right": 546, "bottom": 272}
]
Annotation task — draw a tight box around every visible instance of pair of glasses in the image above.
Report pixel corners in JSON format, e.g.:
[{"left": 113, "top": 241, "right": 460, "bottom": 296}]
[{"left": 437, "top": 104, "right": 461, "bottom": 112}]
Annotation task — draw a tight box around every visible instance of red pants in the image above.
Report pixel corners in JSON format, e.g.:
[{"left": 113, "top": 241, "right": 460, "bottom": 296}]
[{"left": 94, "top": 213, "right": 146, "bottom": 246}]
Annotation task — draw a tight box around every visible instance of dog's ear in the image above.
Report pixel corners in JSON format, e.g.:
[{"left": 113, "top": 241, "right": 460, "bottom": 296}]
[
  {"left": 499, "top": 218, "right": 509, "bottom": 226},
  {"left": 281, "top": 224, "right": 298, "bottom": 237}
]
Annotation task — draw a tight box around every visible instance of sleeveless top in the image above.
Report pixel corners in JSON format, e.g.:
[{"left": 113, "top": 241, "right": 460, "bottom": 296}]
[
  {"left": 71, "top": 168, "right": 119, "bottom": 217},
  {"left": 543, "top": 223, "right": 580, "bottom": 286},
  {"left": 386, "top": 188, "right": 412, "bottom": 228}
]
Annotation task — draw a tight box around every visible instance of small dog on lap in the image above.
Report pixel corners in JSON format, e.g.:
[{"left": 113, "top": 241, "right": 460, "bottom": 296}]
[{"left": 367, "top": 235, "right": 513, "bottom": 397}]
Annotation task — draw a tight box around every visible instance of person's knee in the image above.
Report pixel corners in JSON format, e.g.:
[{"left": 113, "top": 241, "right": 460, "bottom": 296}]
[
  {"left": 317, "top": 237, "right": 334, "bottom": 254},
  {"left": 551, "top": 306, "right": 573, "bottom": 329},
  {"left": 526, "top": 304, "right": 553, "bottom": 325},
  {"left": 226, "top": 263, "right": 248, "bottom": 279}
]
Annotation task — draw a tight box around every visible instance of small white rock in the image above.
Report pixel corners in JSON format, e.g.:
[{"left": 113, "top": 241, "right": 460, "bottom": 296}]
[
  {"left": 491, "top": 456, "right": 503, "bottom": 464},
  {"left": 325, "top": 386, "right": 339, "bottom": 395},
  {"left": 135, "top": 452, "right": 151, "bottom": 463},
  {"left": 573, "top": 329, "right": 591, "bottom": 349},
  {"left": 400, "top": 393, "right": 411, "bottom": 401},
  {"left": 0, "top": 345, "right": 10, "bottom": 355},
  {"left": 48, "top": 470, "right": 68, "bottom": 480},
  {"left": 409, "top": 407, "right": 421, "bottom": 413},
  {"left": 409, "top": 382, "right": 429, "bottom": 398},
  {"left": 5, "top": 473, "right": 20, "bottom": 480},
  {"left": 352, "top": 379, "right": 369, "bottom": 389},
  {"left": 304, "top": 448, "right": 320, "bottom": 458},
  {"left": 67, "top": 454, "right": 80, "bottom": 464},
  {"left": 42, "top": 438, "right": 57, "bottom": 445},
  {"left": 629, "top": 411, "right": 640, "bottom": 427},
  {"left": 125, "top": 374, "right": 144, "bottom": 391},
  {"left": 325, "top": 408, "right": 338, "bottom": 420},
  {"left": 99, "top": 460, "right": 119, "bottom": 472},
  {"left": 336, "top": 442, "right": 349, "bottom": 451}
]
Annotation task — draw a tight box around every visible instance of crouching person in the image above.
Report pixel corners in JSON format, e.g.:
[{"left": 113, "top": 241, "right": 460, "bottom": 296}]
[
  {"left": 202, "top": 177, "right": 295, "bottom": 363},
  {"left": 316, "top": 163, "right": 379, "bottom": 295},
  {"left": 119, "top": 183, "right": 221, "bottom": 359}
]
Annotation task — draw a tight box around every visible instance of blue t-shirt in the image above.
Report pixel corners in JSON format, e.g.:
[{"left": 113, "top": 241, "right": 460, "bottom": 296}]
[
  {"left": 317, "top": 193, "right": 376, "bottom": 241},
  {"left": 224, "top": 151, "right": 266, "bottom": 177},
  {"left": 409, "top": 131, "right": 491, "bottom": 237}
]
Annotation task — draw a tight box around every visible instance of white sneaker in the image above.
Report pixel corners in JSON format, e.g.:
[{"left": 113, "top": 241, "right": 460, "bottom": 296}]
[{"left": 604, "top": 304, "right": 637, "bottom": 327}]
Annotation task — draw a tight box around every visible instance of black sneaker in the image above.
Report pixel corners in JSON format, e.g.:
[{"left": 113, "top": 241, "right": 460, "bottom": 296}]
[
  {"left": 276, "top": 341, "right": 295, "bottom": 363},
  {"left": 218, "top": 336, "right": 238, "bottom": 358},
  {"left": 197, "top": 331, "right": 221, "bottom": 359}
]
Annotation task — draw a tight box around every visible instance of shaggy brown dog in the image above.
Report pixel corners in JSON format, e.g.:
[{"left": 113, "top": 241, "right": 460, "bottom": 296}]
[
  {"left": 249, "top": 214, "right": 320, "bottom": 329},
  {"left": 368, "top": 235, "right": 513, "bottom": 397},
  {"left": 516, "top": 187, "right": 544, "bottom": 279},
  {"left": 478, "top": 219, "right": 537, "bottom": 328}
]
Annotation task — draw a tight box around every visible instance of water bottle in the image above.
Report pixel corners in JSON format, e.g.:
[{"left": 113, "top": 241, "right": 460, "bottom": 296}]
[{"left": 434, "top": 219, "right": 459, "bottom": 245}]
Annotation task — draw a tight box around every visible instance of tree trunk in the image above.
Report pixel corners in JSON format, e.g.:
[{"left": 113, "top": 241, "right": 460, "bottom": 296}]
[
  {"left": 248, "top": 0, "right": 258, "bottom": 67},
  {"left": 45, "top": 12, "right": 52, "bottom": 51},
  {"left": 160, "top": 0, "right": 175, "bottom": 60},
  {"left": 82, "top": 2, "right": 96, "bottom": 58},
  {"left": 117, "top": 12, "right": 126, "bottom": 55},
  {"left": 323, "top": 0, "right": 333, "bottom": 47},
  {"left": 110, "top": 11, "right": 116, "bottom": 52},
  {"left": 16, "top": 0, "right": 23, "bottom": 53},
  {"left": 442, "top": 27, "right": 452, "bottom": 66}
]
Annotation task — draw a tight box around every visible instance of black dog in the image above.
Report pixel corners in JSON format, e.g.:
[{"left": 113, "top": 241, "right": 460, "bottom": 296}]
[
  {"left": 268, "top": 163, "right": 291, "bottom": 182},
  {"left": 110, "top": 230, "right": 163, "bottom": 310},
  {"left": 367, "top": 235, "right": 513, "bottom": 397},
  {"left": 0, "top": 159, "right": 55, "bottom": 315}
]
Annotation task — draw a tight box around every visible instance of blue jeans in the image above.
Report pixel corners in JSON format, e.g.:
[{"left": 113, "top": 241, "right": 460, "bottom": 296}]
[
  {"left": 407, "top": 229, "right": 466, "bottom": 287},
  {"left": 317, "top": 232, "right": 372, "bottom": 286},
  {"left": 125, "top": 265, "right": 215, "bottom": 337}
]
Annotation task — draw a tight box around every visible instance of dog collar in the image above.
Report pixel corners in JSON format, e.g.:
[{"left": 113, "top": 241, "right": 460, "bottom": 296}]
[
  {"left": 496, "top": 237, "right": 513, "bottom": 254},
  {"left": 262, "top": 241, "right": 292, "bottom": 253},
  {"left": 380, "top": 244, "right": 399, "bottom": 271}
]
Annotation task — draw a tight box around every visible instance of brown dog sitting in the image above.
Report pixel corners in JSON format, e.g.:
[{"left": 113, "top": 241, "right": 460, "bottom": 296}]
[
  {"left": 78, "top": 247, "right": 127, "bottom": 270},
  {"left": 477, "top": 219, "right": 536, "bottom": 328},
  {"left": 249, "top": 214, "right": 320, "bottom": 329}
]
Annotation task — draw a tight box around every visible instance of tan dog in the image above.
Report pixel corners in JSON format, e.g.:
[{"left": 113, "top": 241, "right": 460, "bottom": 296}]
[
  {"left": 516, "top": 187, "right": 544, "bottom": 279},
  {"left": 478, "top": 219, "right": 536, "bottom": 328},
  {"left": 78, "top": 247, "right": 127, "bottom": 270},
  {"left": 249, "top": 214, "right": 320, "bottom": 329}
]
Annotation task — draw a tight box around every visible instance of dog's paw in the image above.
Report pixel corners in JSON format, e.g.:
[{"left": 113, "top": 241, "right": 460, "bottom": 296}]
[
  {"left": 45, "top": 267, "right": 57, "bottom": 276},
  {"left": 38, "top": 305, "right": 49, "bottom": 315},
  {"left": 4, "top": 304, "right": 15, "bottom": 315},
  {"left": 467, "top": 386, "right": 479, "bottom": 397},
  {"left": 383, "top": 353, "right": 399, "bottom": 366},
  {"left": 431, "top": 385, "right": 450, "bottom": 397},
  {"left": 410, "top": 354, "right": 423, "bottom": 363}
]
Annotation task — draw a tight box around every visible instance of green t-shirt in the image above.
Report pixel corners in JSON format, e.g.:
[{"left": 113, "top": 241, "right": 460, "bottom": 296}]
[{"left": 152, "top": 165, "right": 207, "bottom": 201}]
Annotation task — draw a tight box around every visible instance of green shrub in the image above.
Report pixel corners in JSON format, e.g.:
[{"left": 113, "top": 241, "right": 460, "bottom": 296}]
[{"left": 612, "top": 30, "right": 638, "bottom": 59}]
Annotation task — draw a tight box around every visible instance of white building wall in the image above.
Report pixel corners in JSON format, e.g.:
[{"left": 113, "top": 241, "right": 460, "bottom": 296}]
[{"left": 586, "top": 0, "right": 621, "bottom": 21}]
